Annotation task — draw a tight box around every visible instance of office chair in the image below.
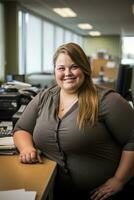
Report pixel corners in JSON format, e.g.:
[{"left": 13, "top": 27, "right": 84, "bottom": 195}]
[{"left": 116, "top": 64, "right": 133, "bottom": 105}]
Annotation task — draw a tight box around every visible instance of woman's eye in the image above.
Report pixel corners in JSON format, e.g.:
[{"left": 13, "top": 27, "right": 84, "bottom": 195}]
[
  {"left": 71, "top": 65, "right": 78, "bottom": 70},
  {"left": 57, "top": 67, "right": 64, "bottom": 71}
]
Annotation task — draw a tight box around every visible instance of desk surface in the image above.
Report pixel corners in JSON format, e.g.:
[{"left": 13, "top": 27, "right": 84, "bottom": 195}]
[
  {"left": 0, "top": 155, "right": 57, "bottom": 200},
  {"left": 92, "top": 77, "right": 115, "bottom": 89}
]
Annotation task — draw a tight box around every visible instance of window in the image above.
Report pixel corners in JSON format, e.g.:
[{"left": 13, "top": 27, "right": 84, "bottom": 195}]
[
  {"left": 64, "top": 30, "right": 73, "bottom": 43},
  {"left": 55, "top": 26, "right": 64, "bottom": 50},
  {"left": 18, "top": 11, "right": 24, "bottom": 74},
  {"left": 26, "top": 14, "right": 42, "bottom": 73},
  {"left": 121, "top": 37, "right": 134, "bottom": 65},
  {"left": 43, "top": 21, "right": 54, "bottom": 72},
  {"left": 18, "top": 11, "right": 83, "bottom": 74},
  {"left": 72, "top": 33, "right": 79, "bottom": 43}
]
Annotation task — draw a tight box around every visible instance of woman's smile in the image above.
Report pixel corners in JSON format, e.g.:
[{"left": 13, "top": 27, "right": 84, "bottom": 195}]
[{"left": 55, "top": 53, "right": 85, "bottom": 93}]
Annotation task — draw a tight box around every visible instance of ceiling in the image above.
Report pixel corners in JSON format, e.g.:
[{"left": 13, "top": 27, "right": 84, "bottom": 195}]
[{"left": 17, "top": 0, "right": 134, "bottom": 36}]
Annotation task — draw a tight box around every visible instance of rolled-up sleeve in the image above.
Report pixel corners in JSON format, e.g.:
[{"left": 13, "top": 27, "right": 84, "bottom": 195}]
[{"left": 100, "top": 92, "right": 134, "bottom": 150}]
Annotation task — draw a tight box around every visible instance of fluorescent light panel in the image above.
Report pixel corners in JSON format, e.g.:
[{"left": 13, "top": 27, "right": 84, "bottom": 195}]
[
  {"left": 89, "top": 31, "right": 101, "bottom": 36},
  {"left": 53, "top": 8, "right": 77, "bottom": 17},
  {"left": 78, "top": 23, "right": 93, "bottom": 30}
]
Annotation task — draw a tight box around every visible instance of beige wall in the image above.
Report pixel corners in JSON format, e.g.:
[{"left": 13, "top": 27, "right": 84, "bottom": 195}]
[{"left": 83, "top": 35, "right": 122, "bottom": 61}]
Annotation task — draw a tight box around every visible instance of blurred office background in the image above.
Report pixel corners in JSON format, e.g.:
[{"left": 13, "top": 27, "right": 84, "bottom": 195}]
[{"left": 0, "top": 0, "right": 134, "bottom": 99}]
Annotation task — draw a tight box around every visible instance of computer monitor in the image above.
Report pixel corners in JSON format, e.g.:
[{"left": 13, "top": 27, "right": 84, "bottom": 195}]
[
  {"left": 6, "top": 74, "right": 25, "bottom": 82},
  {"left": 116, "top": 64, "right": 133, "bottom": 102}
]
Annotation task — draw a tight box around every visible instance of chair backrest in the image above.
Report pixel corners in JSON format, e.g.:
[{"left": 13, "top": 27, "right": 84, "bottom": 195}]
[{"left": 116, "top": 64, "right": 132, "bottom": 98}]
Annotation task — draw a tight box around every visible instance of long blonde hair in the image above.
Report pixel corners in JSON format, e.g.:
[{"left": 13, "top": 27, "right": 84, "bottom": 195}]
[{"left": 53, "top": 43, "right": 98, "bottom": 129}]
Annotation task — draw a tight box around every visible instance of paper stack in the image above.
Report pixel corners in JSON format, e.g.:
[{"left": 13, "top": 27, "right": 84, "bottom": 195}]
[
  {"left": 0, "top": 189, "right": 36, "bottom": 200},
  {"left": 0, "top": 136, "right": 17, "bottom": 155}
]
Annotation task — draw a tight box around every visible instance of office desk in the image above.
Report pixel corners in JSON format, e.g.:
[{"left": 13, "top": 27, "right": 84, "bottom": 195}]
[
  {"left": 92, "top": 78, "right": 115, "bottom": 89},
  {"left": 0, "top": 155, "right": 57, "bottom": 200}
]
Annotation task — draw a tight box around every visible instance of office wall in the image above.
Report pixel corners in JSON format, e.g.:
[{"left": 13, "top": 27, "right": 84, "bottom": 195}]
[
  {"left": 4, "top": 1, "right": 19, "bottom": 76},
  {"left": 0, "top": 2, "right": 5, "bottom": 82},
  {"left": 83, "top": 35, "right": 122, "bottom": 61}
]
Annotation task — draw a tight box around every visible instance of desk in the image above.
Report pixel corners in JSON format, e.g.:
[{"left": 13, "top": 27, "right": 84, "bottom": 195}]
[
  {"left": 0, "top": 155, "right": 57, "bottom": 200},
  {"left": 92, "top": 78, "right": 116, "bottom": 89}
]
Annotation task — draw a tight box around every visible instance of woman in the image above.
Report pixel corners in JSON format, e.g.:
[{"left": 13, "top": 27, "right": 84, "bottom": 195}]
[{"left": 13, "top": 43, "right": 134, "bottom": 200}]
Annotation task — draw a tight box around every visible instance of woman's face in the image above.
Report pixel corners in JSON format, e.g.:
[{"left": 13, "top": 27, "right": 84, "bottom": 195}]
[{"left": 55, "top": 53, "right": 85, "bottom": 93}]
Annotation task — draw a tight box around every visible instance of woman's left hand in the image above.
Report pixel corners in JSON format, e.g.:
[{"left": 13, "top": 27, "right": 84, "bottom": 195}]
[{"left": 90, "top": 176, "right": 124, "bottom": 200}]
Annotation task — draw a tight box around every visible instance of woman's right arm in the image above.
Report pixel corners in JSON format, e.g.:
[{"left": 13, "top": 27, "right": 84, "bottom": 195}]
[
  {"left": 13, "top": 130, "right": 42, "bottom": 163},
  {"left": 13, "top": 91, "right": 45, "bottom": 163}
]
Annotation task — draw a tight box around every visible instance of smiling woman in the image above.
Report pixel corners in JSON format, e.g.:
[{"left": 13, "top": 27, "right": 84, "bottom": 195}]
[
  {"left": 13, "top": 43, "right": 134, "bottom": 200},
  {"left": 53, "top": 42, "right": 97, "bottom": 128},
  {"left": 54, "top": 53, "right": 85, "bottom": 94}
]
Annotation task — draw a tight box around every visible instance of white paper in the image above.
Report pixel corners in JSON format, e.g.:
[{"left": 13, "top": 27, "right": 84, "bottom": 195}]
[
  {"left": 0, "top": 137, "right": 14, "bottom": 146},
  {"left": 0, "top": 189, "right": 36, "bottom": 200}
]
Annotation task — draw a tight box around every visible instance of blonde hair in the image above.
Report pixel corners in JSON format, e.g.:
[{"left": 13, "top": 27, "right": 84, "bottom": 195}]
[{"left": 53, "top": 43, "right": 98, "bottom": 129}]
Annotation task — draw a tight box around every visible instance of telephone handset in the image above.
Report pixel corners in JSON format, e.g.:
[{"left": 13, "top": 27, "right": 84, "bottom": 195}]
[
  {"left": 18, "top": 87, "right": 39, "bottom": 105},
  {"left": 19, "top": 88, "right": 37, "bottom": 96},
  {"left": 11, "top": 88, "right": 39, "bottom": 127}
]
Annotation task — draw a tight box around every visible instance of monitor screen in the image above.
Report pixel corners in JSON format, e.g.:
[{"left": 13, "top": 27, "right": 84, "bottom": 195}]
[{"left": 6, "top": 74, "right": 25, "bottom": 82}]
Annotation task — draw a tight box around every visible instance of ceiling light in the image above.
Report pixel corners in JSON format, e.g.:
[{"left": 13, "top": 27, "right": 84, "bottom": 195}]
[
  {"left": 89, "top": 31, "right": 101, "bottom": 36},
  {"left": 53, "top": 8, "right": 77, "bottom": 17},
  {"left": 78, "top": 23, "right": 93, "bottom": 30}
]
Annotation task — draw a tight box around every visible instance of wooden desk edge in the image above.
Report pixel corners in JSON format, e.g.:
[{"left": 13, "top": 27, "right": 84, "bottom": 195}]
[
  {"left": 40, "top": 163, "right": 57, "bottom": 200},
  {"left": 0, "top": 155, "right": 57, "bottom": 200}
]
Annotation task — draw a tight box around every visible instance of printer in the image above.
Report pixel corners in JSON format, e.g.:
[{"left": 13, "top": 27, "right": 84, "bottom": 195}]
[
  {"left": 0, "top": 81, "right": 39, "bottom": 124},
  {"left": 0, "top": 91, "right": 20, "bottom": 120}
]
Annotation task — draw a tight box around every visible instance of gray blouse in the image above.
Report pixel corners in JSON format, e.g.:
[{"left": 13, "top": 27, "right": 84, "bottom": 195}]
[{"left": 13, "top": 85, "right": 134, "bottom": 190}]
